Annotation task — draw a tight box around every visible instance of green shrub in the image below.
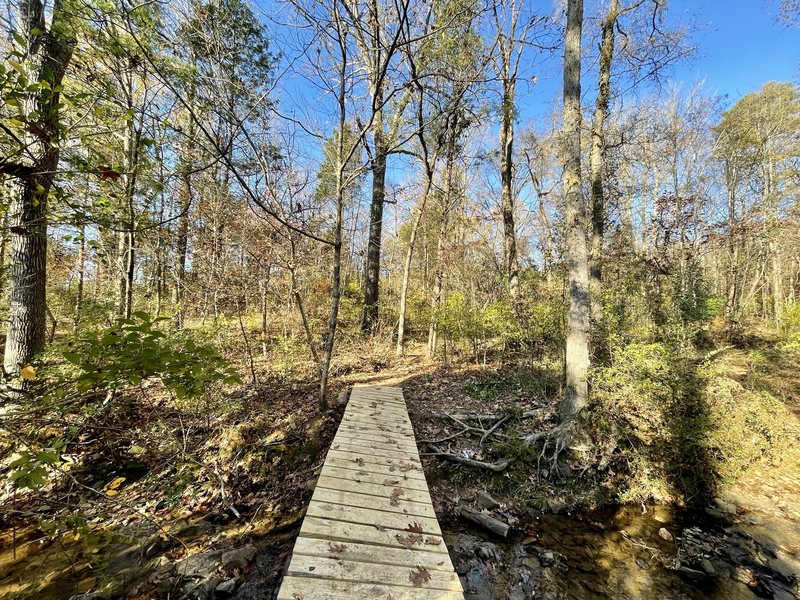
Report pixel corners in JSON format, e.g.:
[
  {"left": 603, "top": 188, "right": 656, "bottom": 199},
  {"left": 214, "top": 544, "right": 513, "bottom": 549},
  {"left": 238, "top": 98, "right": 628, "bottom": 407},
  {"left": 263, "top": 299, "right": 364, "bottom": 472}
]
[
  {"left": 588, "top": 342, "right": 798, "bottom": 504},
  {"left": 5, "top": 312, "right": 241, "bottom": 490}
]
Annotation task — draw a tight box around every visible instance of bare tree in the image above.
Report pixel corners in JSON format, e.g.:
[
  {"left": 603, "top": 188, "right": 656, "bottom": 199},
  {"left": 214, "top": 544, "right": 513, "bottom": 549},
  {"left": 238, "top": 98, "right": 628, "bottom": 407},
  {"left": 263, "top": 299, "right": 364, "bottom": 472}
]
[{"left": 561, "top": 0, "right": 589, "bottom": 423}]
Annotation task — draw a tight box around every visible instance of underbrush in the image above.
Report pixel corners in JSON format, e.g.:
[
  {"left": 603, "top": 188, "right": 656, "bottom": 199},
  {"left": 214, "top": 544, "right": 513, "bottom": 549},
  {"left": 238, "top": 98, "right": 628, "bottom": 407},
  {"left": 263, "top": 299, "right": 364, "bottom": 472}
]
[
  {"left": 588, "top": 342, "right": 800, "bottom": 506},
  {"left": 0, "top": 314, "right": 342, "bottom": 598}
]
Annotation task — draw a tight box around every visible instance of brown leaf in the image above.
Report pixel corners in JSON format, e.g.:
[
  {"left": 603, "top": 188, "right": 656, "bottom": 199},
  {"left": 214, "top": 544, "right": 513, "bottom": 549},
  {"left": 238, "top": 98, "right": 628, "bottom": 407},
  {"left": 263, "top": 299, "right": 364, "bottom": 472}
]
[
  {"left": 407, "top": 522, "right": 424, "bottom": 534},
  {"left": 383, "top": 479, "right": 400, "bottom": 485},
  {"left": 389, "top": 488, "right": 404, "bottom": 507},
  {"left": 97, "top": 165, "right": 121, "bottom": 182},
  {"left": 328, "top": 542, "right": 347, "bottom": 553},
  {"left": 424, "top": 536, "right": 442, "bottom": 545},
  {"left": 396, "top": 533, "right": 423, "bottom": 549},
  {"left": 409, "top": 565, "right": 431, "bottom": 587}
]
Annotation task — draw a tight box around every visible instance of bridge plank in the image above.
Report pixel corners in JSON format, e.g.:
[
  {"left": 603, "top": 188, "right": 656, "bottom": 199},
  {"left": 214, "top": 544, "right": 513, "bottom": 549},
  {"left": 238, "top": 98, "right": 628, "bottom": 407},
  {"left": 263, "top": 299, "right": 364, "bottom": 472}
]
[{"left": 278, "top": 385, "right": 463, "bottom": 599}]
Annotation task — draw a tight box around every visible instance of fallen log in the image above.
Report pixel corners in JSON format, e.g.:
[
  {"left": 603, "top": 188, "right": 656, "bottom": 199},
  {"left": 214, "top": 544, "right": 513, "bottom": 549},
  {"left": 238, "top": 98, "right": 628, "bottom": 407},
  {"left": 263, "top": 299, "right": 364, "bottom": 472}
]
[
  {"left": 459, "top": 506, "right": 510, "bottom": 538},
  {"left": 421, "top": 445, "right": 510, "bottom": 472},
  {"left": 426, "top": 408, "right": 552, "bottom": 422}
]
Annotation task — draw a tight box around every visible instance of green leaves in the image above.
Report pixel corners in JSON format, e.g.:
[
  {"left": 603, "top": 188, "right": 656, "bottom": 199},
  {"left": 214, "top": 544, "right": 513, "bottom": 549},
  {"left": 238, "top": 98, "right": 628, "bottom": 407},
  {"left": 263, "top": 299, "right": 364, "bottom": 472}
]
[
  {"left": 8, "top": 442, "right": 66, "bottom": 490},
  {"left": 61, "top": 311, "right": 241, "bottom": 400}
]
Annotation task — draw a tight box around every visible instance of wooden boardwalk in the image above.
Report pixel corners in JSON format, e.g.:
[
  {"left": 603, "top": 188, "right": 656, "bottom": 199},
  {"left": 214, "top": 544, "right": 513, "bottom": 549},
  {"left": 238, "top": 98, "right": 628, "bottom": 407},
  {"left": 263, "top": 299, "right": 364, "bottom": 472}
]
[{"left": 277, "top": 384, "right": 465, "bottom": 599}]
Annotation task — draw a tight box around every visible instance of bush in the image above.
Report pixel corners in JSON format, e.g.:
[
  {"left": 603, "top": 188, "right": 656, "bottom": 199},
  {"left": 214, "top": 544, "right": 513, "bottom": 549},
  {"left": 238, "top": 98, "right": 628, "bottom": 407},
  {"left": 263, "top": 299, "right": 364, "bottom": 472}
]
[
  {"left": 782, "top": 302, "right": 800, "bottom": 348},
  {"left": 588, "top": 342, "right": 798, "bottom": 505},
  {"left": 4, "top": 312, "right": 241, "bottom": 490}
]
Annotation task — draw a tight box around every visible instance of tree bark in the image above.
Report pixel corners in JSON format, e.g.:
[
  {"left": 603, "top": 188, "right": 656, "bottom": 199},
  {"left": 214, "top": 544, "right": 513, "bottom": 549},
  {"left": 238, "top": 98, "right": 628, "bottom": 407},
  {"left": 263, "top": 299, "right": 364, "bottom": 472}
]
[
  {"left": 561, "top": 0, "right": 589, "bottom": 422},
  {"left": 500, "top": 76, "right": 519, "bottom": 301},
  {"left": 4, "top": 0, "right": 75, "bottom": 375},
  {"left": 361, "top": 98, "right": 386, "bottom": 334},
  {"left": 589, "top": 0, "right": 618, "bottom": 325}
]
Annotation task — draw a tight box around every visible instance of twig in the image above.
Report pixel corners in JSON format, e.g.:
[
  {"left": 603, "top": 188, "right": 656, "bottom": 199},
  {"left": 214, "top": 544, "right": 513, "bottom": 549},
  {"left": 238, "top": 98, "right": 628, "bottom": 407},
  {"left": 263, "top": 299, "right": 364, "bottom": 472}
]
[
  {"left": 523, "top": 422, "right": 568, "bottom": 444},
  {"left": 480, "top": 415, "right": 509, "bottom": 444},
  {"left": 427, "top": 408, "right": 552, "bottom": 421},
  {"left": 418, "top": 427, "right": 471, "bottom": 444}
]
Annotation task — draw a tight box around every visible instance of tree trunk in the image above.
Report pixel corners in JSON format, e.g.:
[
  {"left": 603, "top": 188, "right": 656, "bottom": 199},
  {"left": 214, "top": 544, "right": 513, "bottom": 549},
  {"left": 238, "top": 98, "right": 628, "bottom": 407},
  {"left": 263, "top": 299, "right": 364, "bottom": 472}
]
[
  {"left": 3, "top": 0, "right": 75, "bottom": 375},
  {"left": 589, "top": 0, "right": 617, "bottom": 327},
  {"left": 427, "top": 154, "right": 455, "bottom": 359},
  {"left": 173, "top": 107, "right": 196, "bottom": 324},
  {"left": 396, "top": 175, "right": 434, "bottom": 356},
  {"left": 320, "top": 18, "right": 348, "bottom": 405},
  {"left": 74, "top": 223, "right": 85, "bottom": 330},
  {"left": 499, "top": 77, "right": 519, "bottom": 301},
  {"left": 561, "top": 0, "right": 589, "bottom": 423},
  {"left": 362, "top": 98, "right": 387, "bottom": 335}
]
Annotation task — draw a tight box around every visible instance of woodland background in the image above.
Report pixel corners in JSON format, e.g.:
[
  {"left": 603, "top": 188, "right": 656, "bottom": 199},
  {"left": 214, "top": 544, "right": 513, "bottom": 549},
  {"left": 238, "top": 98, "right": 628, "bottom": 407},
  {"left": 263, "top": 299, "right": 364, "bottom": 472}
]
[{"left": 1, "top": 0, "right": 799, "bottom": 598}]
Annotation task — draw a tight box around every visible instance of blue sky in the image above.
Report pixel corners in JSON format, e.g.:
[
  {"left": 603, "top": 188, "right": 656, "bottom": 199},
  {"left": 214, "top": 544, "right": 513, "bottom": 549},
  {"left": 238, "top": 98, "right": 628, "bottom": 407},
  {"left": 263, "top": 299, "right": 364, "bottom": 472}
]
[
  {"left": 514, "top": 0, "right": 799, "bottom": 124},
  {"left": 669, "top": 0, "right": 798, "bottom": 101}
]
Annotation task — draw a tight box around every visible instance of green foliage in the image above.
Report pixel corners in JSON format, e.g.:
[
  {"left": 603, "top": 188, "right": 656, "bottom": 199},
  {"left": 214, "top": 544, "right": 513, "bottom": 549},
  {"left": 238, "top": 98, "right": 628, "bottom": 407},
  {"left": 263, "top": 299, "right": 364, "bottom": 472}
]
[
  {"left": 6, "top": 313, "right": 240, "bottom": 490},
  {"left": 781, "top": 302, "right": 800, "bottom": 348},
  {"left": 55, "top": 312, "right": 240, "bottom": 399},
  {"left": 589, "top": 341, "right": 799, "bottom": 505},
  {"left": 8, "top": 443, "right": 65, "bottom": 489}
]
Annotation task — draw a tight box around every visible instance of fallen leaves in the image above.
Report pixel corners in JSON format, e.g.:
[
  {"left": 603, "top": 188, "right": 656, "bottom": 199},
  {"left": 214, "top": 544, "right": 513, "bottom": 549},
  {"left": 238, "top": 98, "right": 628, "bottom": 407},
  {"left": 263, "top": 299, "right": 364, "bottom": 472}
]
[
  {"left": 406, "top": 522, "right": 424, "bottom": 534},
  {"left": 389, "top": 488, "right": 404, "bottom": 507},
  {"left": 424, "top": 536, "right": 442, "bottom": 546},
  {"left": 409, "top": 565, "right": 431, "bottom": 587},
  {"left": 396, "top": 533, "right": 423, "bottom": 549},
  {"left": 103, "top": 476, "right": 126, "bottom": 496}
]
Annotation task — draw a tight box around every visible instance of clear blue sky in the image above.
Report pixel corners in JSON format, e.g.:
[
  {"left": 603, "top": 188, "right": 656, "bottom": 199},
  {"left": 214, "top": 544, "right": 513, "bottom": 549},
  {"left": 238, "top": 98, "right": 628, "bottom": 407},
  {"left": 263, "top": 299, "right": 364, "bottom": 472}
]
[
  {"left": 517, "top": 0, "right": 799, "bottom": 123},
  {"left": 669, "top": 0, "right": 798, "bottom": 102}
]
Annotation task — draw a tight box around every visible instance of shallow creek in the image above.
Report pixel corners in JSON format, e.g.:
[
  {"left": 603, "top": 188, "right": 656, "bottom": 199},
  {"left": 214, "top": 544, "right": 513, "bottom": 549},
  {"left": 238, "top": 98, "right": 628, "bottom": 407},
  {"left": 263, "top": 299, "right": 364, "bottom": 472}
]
[
  {"left": 2, "top": 499, "right": 798, "bottom": 599},
  {"left": 444, "top": 502, "right": 799, "bottom": 600}
]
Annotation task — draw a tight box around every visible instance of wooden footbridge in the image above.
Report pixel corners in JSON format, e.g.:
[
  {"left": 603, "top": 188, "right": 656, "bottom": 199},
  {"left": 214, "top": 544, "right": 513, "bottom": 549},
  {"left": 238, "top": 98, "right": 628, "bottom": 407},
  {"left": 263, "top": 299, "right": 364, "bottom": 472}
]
[{"left": 277, "top": 384, "right": 465, "bottom": 599}]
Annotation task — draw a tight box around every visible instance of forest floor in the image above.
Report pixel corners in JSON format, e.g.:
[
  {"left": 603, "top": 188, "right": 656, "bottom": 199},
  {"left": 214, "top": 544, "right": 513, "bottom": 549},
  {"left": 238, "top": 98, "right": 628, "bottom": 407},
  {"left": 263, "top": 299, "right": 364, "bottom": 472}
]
[{"left": 1, "top": 335, "right": 798, "bottom": 599}]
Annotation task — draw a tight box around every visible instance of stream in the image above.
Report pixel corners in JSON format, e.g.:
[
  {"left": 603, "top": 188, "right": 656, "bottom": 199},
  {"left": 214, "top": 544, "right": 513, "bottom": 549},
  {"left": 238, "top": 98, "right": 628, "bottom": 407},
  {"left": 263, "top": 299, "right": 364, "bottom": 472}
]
[{"left": 443, "top": 501, "right": 799, "bottom": 600}]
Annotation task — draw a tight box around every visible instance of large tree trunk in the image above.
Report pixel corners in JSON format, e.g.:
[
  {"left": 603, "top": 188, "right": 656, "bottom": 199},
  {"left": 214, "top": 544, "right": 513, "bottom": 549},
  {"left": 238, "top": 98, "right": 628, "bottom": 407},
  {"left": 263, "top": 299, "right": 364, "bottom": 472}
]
[
  {"left": 5, "top": 180, "right": 50, "bottom": 374},
  {"left": 3, "top": 0, "right": 75, "bottom": 375},
  {"left": 589, "top": 0, "right": 617, "bottom": 324},
  {"left": 561, "top": 0, "right": 589, "bottom": 423},
  {"left": 499, "top": 77, "right": 519, "bottom": 301},
  {"left": 361, "top": 93, "right": 387, "bottom": 334}
]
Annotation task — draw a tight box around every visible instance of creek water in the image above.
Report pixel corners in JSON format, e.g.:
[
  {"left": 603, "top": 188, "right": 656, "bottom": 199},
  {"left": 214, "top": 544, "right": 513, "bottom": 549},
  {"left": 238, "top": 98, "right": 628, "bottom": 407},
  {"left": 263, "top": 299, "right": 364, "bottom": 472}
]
[{"left": 443, "top": 503, "right": 799, "bottom": 600}]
